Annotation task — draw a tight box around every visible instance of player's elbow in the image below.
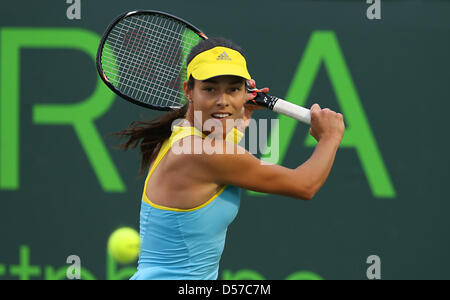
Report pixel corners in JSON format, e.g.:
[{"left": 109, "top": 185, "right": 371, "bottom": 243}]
[
  {"left": 301, "top": 192, "right": 313, "bottom": 201},
  {"left": 294, "top": 185, "right": 317, "bottom": 201},
  {"left": 298, "top": 189, "right": 315, "bottom": 201},
  {"left": 284, "top": 175, "right": 318, "bottom": 201}
]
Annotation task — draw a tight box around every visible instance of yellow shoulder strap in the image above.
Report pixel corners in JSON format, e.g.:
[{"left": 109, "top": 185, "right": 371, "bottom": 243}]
[
  {"left": 145, "top": 125, "right": 243, "bottom": 178},
  {"left": 146, "top": 125, "right": 243, "bottom": 179},
  {"left": 141, "top": 125, "right": 205, "bottom": 201},
  {"left": 225, "top": 127, "right": 244, "bottom": 144},
  {"left": 141, "top": 124, "right": 244, "bottom": 211}
]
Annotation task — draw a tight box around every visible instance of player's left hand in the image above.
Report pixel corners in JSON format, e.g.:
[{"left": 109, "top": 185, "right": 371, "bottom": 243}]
[{"left": 240, "top": 79, "right": 269, "bottom": 130}]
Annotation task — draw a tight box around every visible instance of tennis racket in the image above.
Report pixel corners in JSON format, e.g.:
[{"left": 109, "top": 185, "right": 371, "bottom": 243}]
[{"left": 96, "top": 10, "right": 311, "bottom": 124}]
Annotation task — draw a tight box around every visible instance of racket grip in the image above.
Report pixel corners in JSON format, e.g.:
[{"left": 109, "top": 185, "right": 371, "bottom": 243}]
[{"left": 272, "top": 98, "right": 311, "bottom": 125}]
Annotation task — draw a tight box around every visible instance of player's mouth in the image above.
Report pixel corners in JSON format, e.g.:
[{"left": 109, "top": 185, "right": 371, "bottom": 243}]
[{"left": 211, "top": 112, "right": 232, "bottom": 120}]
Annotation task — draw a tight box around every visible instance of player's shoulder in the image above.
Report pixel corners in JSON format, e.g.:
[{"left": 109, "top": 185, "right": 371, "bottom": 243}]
[{"left": 170, "top": 135, "right": 246, "bottom": 160}]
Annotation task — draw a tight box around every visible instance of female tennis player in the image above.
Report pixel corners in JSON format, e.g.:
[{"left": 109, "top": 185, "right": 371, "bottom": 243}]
[{"left": 115, "top": 37, "right": 345, "bottom": 280}]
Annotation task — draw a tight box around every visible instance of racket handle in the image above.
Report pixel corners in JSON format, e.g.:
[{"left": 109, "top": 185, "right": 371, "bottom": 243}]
[
  {"left": 248, "top": 90, "right": 311, "bottom": 124},
  {"left": 271, "top": 98, "right": 311, "bottom": 125}
]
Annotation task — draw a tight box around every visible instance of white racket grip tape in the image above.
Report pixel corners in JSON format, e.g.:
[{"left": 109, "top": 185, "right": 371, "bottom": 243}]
[{"left": 272, "top": 98, "right": 311, "bottom": 124}]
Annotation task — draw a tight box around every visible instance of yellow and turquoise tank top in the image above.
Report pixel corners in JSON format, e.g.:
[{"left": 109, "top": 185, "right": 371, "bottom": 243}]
[{"left": 130, "top": 124, "right": 244, "bottom": 280}]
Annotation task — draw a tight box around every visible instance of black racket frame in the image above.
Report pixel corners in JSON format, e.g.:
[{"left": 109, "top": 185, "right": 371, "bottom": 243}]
[{"left": 96, "top": 10, "right": 208, "bottom": 111}]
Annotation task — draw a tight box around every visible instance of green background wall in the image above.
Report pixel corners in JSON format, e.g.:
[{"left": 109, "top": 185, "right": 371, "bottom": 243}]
[{"left": 1, "top": 0, "right": 449, "bottom": 279}]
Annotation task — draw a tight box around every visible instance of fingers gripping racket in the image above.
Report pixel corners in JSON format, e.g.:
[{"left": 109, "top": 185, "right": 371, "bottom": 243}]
[{"left": 96, "top": 10, "right": 311, "bottom": 124}]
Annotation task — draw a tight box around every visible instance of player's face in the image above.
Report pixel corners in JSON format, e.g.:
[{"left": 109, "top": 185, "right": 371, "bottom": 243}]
[{"left": 186, "top": 75, "right": 246, "bottom": 137}]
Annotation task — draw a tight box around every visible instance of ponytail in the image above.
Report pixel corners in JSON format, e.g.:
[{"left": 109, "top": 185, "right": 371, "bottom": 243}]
[{"left": 111, "top": 104, "right": 188, "bottom": 177}]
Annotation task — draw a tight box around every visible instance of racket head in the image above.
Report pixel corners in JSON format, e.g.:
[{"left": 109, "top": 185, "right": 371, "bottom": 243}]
[{"left": 96, "top": 10, "right": 208, "bottom": 111}]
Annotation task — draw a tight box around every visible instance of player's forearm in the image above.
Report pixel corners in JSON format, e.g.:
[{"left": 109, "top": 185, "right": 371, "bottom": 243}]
[{"left": 295, "top": 137, "right": 340, "bottom": 199}]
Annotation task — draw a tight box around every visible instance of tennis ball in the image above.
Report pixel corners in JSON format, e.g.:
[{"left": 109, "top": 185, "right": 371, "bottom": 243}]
[{"left": 107, "top": 227, "right": 140, "bottom": 264}]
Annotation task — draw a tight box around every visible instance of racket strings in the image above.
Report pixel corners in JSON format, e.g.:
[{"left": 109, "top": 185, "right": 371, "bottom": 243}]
[
  {"left": 101, "top": 13, "right": 201, "bottom": 108},
  {"left": 106, "top": 16, "right": 183, "bottom": 106},
  {"left": 129, "top": 16, "right": 188, "bottom": 105}
]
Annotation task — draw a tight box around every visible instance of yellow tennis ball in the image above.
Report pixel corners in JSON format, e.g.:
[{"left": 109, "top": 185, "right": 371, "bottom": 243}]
[{"left": 107, "top": 227, "right": 140, "bottom": 264}]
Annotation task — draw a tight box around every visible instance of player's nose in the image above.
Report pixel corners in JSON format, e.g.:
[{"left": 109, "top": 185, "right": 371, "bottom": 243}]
[{"left": 216, "top": 92, "right": 229, "bottom": 107}]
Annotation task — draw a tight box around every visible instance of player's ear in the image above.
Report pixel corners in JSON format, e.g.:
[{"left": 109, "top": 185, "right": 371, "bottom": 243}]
[{"left": 183, "top": 81, "right": 192, "bottom": 101}]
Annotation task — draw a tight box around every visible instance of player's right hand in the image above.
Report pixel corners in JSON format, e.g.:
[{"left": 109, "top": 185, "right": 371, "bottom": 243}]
[{"left": 309, "top": 103, "right": 345, "bottom": 144}]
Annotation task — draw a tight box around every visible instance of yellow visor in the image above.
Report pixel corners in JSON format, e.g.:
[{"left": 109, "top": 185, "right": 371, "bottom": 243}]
[{"left": 187, "top": 46, "right": 251, "bottom": 81}]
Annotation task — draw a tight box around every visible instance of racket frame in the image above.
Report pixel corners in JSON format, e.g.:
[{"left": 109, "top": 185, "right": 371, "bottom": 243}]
[{"left": 96, "top": 10, "right": 208, "bottom": 111}]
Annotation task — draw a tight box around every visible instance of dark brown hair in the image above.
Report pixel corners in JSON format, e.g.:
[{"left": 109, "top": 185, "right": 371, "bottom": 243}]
[{"left": 111, "top": 37, "right": 246, "bottom": 177}]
